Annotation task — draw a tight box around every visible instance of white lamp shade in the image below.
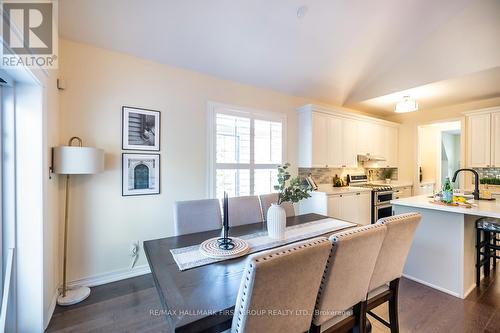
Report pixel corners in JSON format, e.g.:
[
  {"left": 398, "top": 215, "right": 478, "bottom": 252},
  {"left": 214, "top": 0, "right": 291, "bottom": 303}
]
[{"left": 53, "top": 146, "right": 104, "bottom": 174}]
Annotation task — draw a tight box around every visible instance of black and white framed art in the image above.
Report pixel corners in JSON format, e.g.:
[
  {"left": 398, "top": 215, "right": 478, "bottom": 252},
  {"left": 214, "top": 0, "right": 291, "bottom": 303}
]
[{"left": 122, "top": 106, "right": 160, "bottom": 151}]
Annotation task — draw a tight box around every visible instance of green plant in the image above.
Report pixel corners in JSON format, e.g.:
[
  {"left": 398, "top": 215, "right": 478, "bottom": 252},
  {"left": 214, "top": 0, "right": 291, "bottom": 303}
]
[
  {"left": 274, "top": 163, "right": 312, "bottom": 205},
  {"left": 382, "top": 168, "right": 394, "bottom": 179},
  {"left": 480, "top": 178, "right": 500, "bottom": 185}
]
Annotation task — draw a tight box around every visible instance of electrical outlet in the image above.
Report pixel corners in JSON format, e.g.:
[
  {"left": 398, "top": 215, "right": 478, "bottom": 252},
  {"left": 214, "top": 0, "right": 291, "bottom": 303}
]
[
  {"left": 130, "top": 241, "right": 140, "bottom": 256},
  {"left": 130, "top": 241, "right": 140, "bottom": 269}
]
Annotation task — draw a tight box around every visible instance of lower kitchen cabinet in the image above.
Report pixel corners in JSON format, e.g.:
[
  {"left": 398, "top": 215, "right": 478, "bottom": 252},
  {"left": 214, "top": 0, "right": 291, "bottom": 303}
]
[{"left": 327, "top": 191, "right": 371, "bottom": 225}]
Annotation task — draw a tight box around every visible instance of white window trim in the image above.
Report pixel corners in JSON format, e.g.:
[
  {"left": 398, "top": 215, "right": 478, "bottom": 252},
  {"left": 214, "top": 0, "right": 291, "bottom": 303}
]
[{"left": 206, "top": 101, "right": 287, "bottom": 198}]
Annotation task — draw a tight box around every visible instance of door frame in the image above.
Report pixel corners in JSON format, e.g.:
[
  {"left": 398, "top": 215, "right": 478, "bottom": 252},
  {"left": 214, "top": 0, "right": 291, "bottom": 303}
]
[{"left": 415, "top": 117, "right": 466, "bottom": 192}]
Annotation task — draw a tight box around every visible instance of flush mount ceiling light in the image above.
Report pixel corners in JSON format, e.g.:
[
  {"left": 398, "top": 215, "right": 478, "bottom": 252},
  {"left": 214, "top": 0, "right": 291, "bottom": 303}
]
[{"left": 395, "top": 96, "right": 418, "bottom": 113}]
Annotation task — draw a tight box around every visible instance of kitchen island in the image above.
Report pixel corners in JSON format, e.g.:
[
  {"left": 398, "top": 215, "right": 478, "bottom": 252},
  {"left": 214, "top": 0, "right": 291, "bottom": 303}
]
[{"left": 392, "top": 195, "right": 500, "bottom": 298}]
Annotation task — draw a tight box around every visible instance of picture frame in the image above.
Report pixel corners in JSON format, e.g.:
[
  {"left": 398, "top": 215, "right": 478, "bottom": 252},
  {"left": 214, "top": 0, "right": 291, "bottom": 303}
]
[
  {"left": 122, "top": 153, "right": 160, "bottom": 196},
  {"left": 122, "top": 106, "right": 161, "bottom": 151}
]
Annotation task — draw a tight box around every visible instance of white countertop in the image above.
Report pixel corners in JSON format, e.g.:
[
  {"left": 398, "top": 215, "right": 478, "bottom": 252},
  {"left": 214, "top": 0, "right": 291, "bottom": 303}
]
[
  {"left": 391, "top": 195, "right": 500, "bottom": 219},
  {"left": 312, "top": 184, "right": 372, "bottom": 195}
]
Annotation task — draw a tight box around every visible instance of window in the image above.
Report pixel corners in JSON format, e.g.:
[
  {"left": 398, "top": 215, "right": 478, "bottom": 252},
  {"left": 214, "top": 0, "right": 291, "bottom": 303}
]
[{"left": 208, "top": 102, "right": 285, "bottom": 198}]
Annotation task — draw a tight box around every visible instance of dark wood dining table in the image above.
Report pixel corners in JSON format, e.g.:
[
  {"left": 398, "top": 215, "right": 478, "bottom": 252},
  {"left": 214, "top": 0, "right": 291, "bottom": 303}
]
[{"left": 144, "top": 213, "right": 353, "bottom": 333}]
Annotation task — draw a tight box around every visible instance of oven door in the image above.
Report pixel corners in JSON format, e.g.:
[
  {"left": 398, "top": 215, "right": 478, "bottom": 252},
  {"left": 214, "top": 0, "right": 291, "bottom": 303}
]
[
  {"left": 374, "top": 191, "right": 394, "bottom": 205},
  {"left": 374, "top": 203, "right": 393, "bottom": 222}
]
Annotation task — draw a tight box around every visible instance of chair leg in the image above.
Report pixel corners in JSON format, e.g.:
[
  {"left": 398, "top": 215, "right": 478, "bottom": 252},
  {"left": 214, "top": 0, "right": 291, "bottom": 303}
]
[
  {"left": 353, "top": 301, "right": 367, "bottom": 333},
  {"left": 309, "top": 324, "right": 321, "bottom": 333},
  {"left": 493, "top": 234, "right": 498, "bottom": 269},
  {"left": 388, "top": 279, "right": 400, "bottom": 333},
  {"left": 476, "top": 228, "right": 482, "bottom": 287},
  {"left": 485, "top": 232, "right": 491, "bottom": 278}
]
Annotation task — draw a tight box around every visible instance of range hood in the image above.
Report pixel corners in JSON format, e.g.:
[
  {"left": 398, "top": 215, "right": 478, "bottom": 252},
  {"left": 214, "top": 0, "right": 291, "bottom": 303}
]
[{"left": 357, "top": 153, "right": 386, "bottom": 162}]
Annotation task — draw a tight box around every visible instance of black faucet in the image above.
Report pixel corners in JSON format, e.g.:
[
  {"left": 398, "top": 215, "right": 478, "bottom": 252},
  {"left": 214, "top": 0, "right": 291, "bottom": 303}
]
[{"left": 451, "top": 168, "right": 480, "bottom": 200}]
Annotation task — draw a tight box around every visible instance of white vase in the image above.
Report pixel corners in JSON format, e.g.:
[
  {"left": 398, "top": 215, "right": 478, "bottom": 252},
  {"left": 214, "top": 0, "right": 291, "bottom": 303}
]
[{"left": 267, "top": 203, "right": 286, "bottom": 240}]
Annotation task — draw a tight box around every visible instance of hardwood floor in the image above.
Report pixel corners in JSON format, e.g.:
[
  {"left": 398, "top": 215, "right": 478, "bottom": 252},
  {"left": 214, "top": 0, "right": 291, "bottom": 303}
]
[{"left": 47, "top": 271, "right": 500, "bottom": 333}]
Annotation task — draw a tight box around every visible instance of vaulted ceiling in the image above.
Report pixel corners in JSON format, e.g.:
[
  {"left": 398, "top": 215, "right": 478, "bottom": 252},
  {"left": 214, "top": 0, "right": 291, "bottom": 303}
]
[{"left": 59, "top": 0, "right": 500, "bottom": 115}]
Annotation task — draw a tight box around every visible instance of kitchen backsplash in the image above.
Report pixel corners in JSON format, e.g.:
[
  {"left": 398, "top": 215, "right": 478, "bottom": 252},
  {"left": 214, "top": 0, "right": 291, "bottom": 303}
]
[
  {"left": 474, "top": 167, "right": 500, "bottom": 180},
  {"left": 298, "top": 167, "right": 398, "bottom": 184}
]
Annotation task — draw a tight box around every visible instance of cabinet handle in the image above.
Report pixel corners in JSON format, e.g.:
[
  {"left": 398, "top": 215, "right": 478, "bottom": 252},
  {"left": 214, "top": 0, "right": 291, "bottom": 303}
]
[
  {"left": 342, "top": 165, "right": 346, "bottom": 168},
  {"left": 356, "top": 192, "right": 360, "bottom": 195},
  {"left": 340, "top": 195, "right": 343, "bottom": 197}
]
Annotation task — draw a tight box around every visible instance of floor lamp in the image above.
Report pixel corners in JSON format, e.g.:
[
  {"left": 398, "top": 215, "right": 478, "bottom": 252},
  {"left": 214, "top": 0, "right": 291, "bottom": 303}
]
[{"left": 52, "top": 137, "right": 104, "bottom": 306}]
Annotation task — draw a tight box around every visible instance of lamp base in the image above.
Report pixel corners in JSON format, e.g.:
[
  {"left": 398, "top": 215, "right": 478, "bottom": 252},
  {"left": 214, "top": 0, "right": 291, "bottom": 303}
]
[{"left": 57, "top": 286, "right": 91, "bottom": 306}]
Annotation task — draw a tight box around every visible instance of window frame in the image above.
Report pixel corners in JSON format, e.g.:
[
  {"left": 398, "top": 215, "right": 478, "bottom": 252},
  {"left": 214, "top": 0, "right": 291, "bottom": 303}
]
[{"left": 207, "top": 101, "right": 287, "bottom": 198}]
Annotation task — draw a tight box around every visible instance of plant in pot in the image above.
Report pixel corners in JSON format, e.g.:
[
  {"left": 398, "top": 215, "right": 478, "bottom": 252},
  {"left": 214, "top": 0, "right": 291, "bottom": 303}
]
[
  {"left": 267, "top": 163, "right": 312, "bottom": 240},
  {"left": 382, "top": 168, "right": 394, "bottom": 184}
]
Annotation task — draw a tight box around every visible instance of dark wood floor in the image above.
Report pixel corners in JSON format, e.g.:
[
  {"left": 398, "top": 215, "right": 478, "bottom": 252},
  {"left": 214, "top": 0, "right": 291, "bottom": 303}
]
[{"left": 47, "top": 270, "right": 500, "bottom": 333}]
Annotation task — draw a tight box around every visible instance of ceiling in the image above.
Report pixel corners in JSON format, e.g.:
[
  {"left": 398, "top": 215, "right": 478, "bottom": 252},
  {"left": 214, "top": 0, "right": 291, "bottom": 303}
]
[{"left": 59, "top": 0, "right": 500, "bottom": 116}]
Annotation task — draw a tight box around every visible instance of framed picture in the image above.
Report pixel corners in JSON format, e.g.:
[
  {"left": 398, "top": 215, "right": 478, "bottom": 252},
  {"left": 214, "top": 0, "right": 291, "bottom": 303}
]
[
  {"left": 122, "top": 106, "right": 160, "bottom": 151},
  {"left": 122, "top": 153, "right": 160, "bottom": 196}
]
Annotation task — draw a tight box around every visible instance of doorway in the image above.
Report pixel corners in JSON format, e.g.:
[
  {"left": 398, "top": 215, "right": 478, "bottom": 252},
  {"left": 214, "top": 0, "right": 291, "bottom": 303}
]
[{"left": 417, "top": 120, "right": 463, "bottom": 193}]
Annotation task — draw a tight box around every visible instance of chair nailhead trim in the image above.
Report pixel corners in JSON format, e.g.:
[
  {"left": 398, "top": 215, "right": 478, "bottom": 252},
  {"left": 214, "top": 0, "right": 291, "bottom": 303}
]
[{"left": 234, "top": 237, "right": 329, "bottom": 332}]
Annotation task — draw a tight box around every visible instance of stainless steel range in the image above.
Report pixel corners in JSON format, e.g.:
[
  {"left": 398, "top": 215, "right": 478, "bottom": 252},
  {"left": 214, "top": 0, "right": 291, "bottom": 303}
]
[{"left": 347, "top": 174, "right": 394, "bottom": 223}]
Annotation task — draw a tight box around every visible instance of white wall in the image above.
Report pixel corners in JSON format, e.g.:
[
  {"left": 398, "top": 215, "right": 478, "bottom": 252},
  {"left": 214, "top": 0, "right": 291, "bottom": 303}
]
[{"left": 58, "top": 39, "right": 369, "bottom": 282}]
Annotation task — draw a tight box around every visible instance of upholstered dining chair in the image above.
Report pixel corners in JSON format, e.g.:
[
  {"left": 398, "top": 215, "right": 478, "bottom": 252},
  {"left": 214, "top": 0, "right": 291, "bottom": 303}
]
[
  {"left": 310, "top": 224, "right": 387, "bottom": 333},
  {"left": 173, "top": 199, "right": 222, "bottom": 236},
  {"left": 228, "top": 196, "right": 264, "bottom": 226},
  {"left": 366, "top": 212, "right": 422, "bottom": 333},
  {"left": 259, "top": 193, "right": 295, "bottom": 221},
  {"left": 231, "top": 237, "right": 332, "bottom": 333}
]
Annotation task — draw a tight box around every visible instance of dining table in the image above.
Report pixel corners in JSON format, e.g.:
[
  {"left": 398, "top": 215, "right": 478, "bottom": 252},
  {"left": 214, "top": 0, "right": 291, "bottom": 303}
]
[{"left": 143, "top": 213, "right": 355, "bottom": 333}]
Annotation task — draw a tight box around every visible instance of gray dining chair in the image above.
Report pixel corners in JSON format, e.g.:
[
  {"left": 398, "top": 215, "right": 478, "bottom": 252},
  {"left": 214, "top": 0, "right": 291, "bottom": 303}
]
[
  {"left": 366, "top": 212, "right": 421, "bottom": 333},
  {"left": 258, "top": 193, "right": 295, "bottom": 220},
  {"left": 231, "top": 237, "right": 332, "bottom": 333},
  {"left": 311, "top": 224, "right": 387, "bottom": 333},
  {"left": 228, "top": 196, "right": 264, "bottom": 226},
  {"left": 173, "top": 199, "right": 222, "bottom": 236}
]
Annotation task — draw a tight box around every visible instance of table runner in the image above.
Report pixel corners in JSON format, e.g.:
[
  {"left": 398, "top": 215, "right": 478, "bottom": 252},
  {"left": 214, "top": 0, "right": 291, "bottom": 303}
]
[{"left": 170, "top": 218, "right": 355, "bottom": 271}]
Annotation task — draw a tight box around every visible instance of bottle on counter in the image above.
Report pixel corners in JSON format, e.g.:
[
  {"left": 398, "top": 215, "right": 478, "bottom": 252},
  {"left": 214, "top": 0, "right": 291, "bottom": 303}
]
[
  {"left": 333, "top": 174, "right": 343, "bottom": 187},
  {"left": 442, "top": 177, "right": 453, "bottom": 203}
]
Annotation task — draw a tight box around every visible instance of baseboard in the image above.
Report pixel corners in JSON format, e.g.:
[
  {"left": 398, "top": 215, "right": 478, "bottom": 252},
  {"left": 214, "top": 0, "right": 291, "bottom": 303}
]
[
  {"left": 67, "top": 264, "right": 151, "bottom": 288},
  {"left": 44, "top": 289, "right": 59, "bottom": 329},
  {"left": 402, "top": 274, "right": 462, "bottom": 298}
]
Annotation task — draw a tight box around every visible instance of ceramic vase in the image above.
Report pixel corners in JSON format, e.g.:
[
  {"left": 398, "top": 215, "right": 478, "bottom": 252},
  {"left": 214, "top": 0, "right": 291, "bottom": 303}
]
[{"left": 267, "top": 203, "right": 286, "bottom": 240}]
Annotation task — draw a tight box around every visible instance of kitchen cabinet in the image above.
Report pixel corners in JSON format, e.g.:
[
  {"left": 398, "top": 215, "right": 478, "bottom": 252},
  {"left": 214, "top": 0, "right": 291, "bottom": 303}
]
[
  {"left": 466, "top": 109, "right": 500, "bottom": 168},
  {"left": 356, "top": 121, "right": 374, "bottom": 155},
  {"left": 383, "top": 126, "right": 399, "bottom": 167},
  {"left": 341, "top": 119, "right": 359, "bottom": 168},
  {"left": 393, "top": 186, "right": 412, "bottom": 199},
  {"left": 298, "top": 105, "right": 400, "bottom": 168},
  {"left": 327, "top": 191, "right": 371, "bottom": 225},
  {"left": 492, "top": 112, "right": 500, "bottom": 167},
  {"left": 467, "top": 113, "right": 491, "bottom": 167},
  {"left": 310, "top": 112, "right": 329, "bottom": 167}
]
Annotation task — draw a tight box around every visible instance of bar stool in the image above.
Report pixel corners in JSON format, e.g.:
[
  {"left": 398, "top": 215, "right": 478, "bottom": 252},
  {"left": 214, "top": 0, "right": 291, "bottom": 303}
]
[{"left": 475, "top": 217, "right": 500, "bottom": 287}]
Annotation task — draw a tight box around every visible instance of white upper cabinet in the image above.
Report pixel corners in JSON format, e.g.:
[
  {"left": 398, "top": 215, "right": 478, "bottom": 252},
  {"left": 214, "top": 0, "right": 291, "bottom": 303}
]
[
  {"left": 342, "top": 119, "right": 358, "bottom": 168},
  {"left": 383, "top": 126, "right": 399, "bottom": 167},
  {"left": 467, "top": 113, "right": 492, "bottom": 168},
  {"left": 310, "top": 112, "right": 329, "bottom": 167},
  {"left": 356, "top": 121, "right": 374, "bottom": 155},
  {"left": 492, "top": 112, "right": 500, "bottom": 167},
  {"left": 298, "top": 105, "right": 399, "bottom": 168}
]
